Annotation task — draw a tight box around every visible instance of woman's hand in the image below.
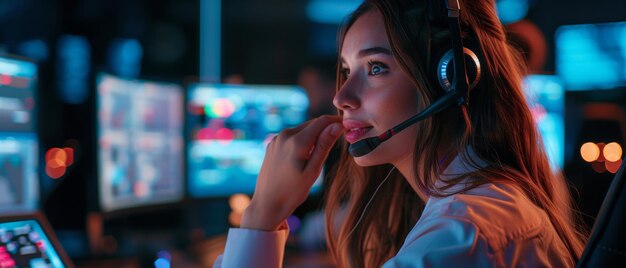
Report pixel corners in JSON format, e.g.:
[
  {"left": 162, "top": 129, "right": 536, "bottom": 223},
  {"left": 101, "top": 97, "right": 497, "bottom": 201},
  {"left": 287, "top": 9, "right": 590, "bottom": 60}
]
[{"left": 241, "top": 115, "right": 343, "bottom": 231}]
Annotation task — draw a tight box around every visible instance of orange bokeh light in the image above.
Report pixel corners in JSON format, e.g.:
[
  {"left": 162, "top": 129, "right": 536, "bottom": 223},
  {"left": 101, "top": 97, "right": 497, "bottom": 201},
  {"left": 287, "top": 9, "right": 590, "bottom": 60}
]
[
  {"left": 228, "top": 212, "right": 242, "bottom": 227},
  {"left": 605, "top": 159, "right": 623, "bottom": 174},
  {"left": 44, "top": 147, "right": 75, "bottom": 179},
  {"left": 229, "top": 194, "right": 251, "bottom": 214},
  {"left": 45, "top": 148, "right": 60, "bottom": 162},
  {"left": 603, "top": 142, "right": 622, "bottom": 163},
  {"left": 63, "top": 147, "right": 75, "bottom": 166},
  {"left": 46, "top": 164, "right": 66, "bottom": 179},
  {"left": 580, "top": 142, "right": 600, "bottom": 162},
  {"left": 591, "top": 161, "right": 606, "bottom": 173},
  {"left": 47, "top": 158, "right": 66, "bottom": 169}
]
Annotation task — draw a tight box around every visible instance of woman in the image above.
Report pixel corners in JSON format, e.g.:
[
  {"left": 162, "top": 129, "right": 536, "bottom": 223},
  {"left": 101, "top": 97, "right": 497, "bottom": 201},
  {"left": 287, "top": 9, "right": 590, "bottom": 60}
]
[{"left": 215, "top": 0, "right": 587, "bottom": 267}]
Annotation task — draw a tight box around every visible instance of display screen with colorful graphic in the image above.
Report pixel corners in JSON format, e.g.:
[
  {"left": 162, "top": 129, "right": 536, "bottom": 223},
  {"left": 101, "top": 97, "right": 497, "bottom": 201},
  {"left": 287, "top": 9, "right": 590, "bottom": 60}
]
[
  {"left": 97, "top": 74, "right": 184, "bottom": 212},
  {"left": 0, "top": 56, "right": 38, "bottom": 214},
  {"left": 187, "top": 83, "right": 322, "bottom": 197}
]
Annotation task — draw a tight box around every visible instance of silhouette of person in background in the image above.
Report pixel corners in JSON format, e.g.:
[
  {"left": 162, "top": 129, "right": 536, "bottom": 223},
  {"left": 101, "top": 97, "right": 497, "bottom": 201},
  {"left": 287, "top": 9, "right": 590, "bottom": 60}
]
[{"left": 298, "top": 59, "right": 337, "bottom": 118}]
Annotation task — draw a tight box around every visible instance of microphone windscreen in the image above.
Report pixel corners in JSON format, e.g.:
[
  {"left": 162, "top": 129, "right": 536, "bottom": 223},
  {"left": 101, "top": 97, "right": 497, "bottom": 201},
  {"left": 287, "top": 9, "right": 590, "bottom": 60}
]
[{"left": 349, "top": 137, "right": 381, "bottom": 157}]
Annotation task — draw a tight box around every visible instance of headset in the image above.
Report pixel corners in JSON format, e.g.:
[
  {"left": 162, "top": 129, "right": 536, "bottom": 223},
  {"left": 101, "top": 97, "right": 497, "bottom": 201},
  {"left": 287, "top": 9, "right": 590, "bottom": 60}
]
[{"left": 348, "top": 0, "right": 483, "bottom": 157}]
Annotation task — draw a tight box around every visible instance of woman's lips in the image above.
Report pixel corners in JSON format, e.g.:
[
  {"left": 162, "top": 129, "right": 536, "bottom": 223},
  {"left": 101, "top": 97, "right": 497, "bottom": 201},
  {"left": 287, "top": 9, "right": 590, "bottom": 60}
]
[
  {"left": 343, "top": 120, "right": 373, "bottom": 144},
  {"left": 345, "top": 127, "right": 373, "bottom": 143}
]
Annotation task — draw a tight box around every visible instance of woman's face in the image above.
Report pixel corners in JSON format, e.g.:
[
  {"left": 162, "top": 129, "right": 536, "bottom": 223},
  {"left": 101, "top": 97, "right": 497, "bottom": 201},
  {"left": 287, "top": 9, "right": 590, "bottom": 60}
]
[{"left": 334, "top": 10, "right": 420, "bottom": 167}]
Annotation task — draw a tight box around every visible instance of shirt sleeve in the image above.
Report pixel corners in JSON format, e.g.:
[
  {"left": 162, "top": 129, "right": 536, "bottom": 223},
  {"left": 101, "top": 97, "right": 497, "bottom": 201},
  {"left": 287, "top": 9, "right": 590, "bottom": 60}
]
[
  {"left": 213, "top": 220, "right": 290, "bottom": 268},
  {"left": 382, "top": 216, "right": 492, "bottom": 268}
]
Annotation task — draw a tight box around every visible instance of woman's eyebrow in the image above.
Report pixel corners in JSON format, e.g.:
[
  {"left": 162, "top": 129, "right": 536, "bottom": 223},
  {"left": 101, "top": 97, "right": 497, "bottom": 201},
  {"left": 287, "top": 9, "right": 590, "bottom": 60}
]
[
  {"left": 340, "top": 46, "right": 393, "bottom": 64},
  {"left": 357, "top": 47, "right": 392, "bottom": 58}
]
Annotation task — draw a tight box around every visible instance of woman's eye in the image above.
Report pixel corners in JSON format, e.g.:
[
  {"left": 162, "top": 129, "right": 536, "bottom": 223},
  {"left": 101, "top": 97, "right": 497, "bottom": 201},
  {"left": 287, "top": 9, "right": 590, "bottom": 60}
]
[
  {"left": 368, "top": 61, "right": 388, "bottom": 76},
  {"left": 371, "top": 65, "right": 383, "bottom": 75}
]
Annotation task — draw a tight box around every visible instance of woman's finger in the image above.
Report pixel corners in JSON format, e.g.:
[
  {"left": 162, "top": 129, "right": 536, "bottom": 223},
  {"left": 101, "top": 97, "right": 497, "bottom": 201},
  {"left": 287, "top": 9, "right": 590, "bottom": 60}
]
[
  {"left": 292, "top": 116, "right": 341, "bottom": 153},
  {"left": 304, "top": 122, "right": 342, "bottom": 175}
]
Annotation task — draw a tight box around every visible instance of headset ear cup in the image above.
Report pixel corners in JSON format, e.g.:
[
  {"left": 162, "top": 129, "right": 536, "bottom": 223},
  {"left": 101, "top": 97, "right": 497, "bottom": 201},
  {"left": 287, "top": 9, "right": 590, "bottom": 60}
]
[{"left": 436, "top": 47, "right": 482, "bottom": 92}]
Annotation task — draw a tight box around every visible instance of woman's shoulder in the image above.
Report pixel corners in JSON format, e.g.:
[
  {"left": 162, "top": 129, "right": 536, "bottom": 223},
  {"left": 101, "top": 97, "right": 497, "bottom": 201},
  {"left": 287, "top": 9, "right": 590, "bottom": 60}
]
[
  {"left": 385, "top": 182, "right": 572, "bottom": 267},
  {"left": 418, "top": 182, "right": 549, "bottom": 251}
]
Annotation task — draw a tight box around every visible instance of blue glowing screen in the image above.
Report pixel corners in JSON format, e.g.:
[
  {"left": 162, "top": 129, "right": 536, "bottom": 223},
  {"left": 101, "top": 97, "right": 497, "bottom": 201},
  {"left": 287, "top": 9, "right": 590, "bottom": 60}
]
[
  {"left": 0, "top": 56, "right": 38, "bottom": 214},
  {"left": 306, "top": 0, "right": 362, "bottom": 24},
  {"left": 97, "top": 74, "right": 184, "bottom": 212},
  {"left": 556, "top": 21, "right": 626, "bottom": 90},
  {"left": 523, "top": 75, "right": 565, "bottom": 171},
  {"left": 187, "top": 84, "right": 323, "bottom": 198},
  {"left": 107, "top": 38, "right": 143, "bottom": 79},
  {"left": 56, "top": 35, "right": 90, "bottom": 104},
  {"left": 0, "top": 220, "right": 65, "bottom": 268}
]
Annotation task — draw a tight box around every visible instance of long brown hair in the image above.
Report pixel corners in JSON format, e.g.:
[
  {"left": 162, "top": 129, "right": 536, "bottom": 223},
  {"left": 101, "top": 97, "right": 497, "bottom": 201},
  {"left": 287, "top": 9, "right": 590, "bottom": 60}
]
[{"left": 324, "top": 0, "right": 587, "bottom": 267}]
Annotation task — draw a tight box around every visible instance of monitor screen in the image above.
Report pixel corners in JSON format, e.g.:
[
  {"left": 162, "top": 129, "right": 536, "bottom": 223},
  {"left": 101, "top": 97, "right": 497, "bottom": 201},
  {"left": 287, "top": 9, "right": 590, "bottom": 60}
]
[
  {"left": 97, "top": 74, "right": 184, "bottom": 212},
  {"left": 523, "top": 75, "right": 565, "bottom": 171},
  {"left": 0, "top": 56, "right": 38, "bottom": 214},
  {"left": 556, "top": 22, "right": 626, "bottom": 90},
  {"left": 0, "top": 213, "right": 72, "bottom": 268},
  {"left": 187, "top": 83, "right": 322, "bottom": 198}
]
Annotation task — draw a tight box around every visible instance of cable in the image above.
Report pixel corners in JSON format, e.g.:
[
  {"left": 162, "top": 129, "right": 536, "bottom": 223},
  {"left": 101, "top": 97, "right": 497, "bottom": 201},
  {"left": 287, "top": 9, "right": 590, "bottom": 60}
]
[{"left": 341, "top": 166, "right": 396, "bottom": 247}]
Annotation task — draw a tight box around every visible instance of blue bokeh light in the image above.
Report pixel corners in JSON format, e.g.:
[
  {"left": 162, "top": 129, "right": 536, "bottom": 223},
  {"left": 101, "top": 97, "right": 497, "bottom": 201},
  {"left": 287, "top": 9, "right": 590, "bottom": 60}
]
[
  {"left": 154, "top": 258, "right": 170, "bottom": 268},
  {"left": 495, "top": 0, "right": 529, "bottom": 24},
  {"left": 107, "top": 38, "right": 143, "bottom": 78},
  {"left": 306, "top": 0, "right": 362, "bottom": 24},
  {"left": 56, "top": 35, "right": 91, "bottom": 104}
]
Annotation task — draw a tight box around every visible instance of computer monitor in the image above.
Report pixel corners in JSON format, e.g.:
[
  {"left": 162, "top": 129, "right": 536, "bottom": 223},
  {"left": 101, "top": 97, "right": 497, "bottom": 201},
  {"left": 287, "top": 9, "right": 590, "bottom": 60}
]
[
  {"left": 556, "top": 22, "right": 626, "bottom": 90},
  {"left": 0, "top": 212, "right": 73, "bottom": 268},
  {"left": 523, "top": 74, "right": 565, "bottom": 171},
  {"left": 96, "top": 74, "right": 184, "bottom": 212},
  {"left": 0, "top": 55, "right": 38, "bottom": 214},
  {"left": 187, "top": 83, "right": 322, "bottom": 198}
]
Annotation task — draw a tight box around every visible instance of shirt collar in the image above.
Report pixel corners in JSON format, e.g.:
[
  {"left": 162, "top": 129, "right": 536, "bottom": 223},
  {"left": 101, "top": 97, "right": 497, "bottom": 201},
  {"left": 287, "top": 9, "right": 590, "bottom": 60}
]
[{"left": 435, "top": 146, "right": 488, "bottom": 195}]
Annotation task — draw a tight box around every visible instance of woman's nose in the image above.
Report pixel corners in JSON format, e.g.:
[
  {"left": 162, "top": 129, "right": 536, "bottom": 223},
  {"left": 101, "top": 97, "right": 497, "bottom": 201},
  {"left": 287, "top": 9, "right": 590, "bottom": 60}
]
[{"left": 333, "top": 77, "right": 361, "bottom": 111}]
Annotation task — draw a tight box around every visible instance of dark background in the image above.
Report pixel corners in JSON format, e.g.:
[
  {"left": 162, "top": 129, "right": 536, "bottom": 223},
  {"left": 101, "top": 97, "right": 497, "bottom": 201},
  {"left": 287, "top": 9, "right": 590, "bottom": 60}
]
[{"left": 0, "top": 0, "right": 625, "bottom": 267}]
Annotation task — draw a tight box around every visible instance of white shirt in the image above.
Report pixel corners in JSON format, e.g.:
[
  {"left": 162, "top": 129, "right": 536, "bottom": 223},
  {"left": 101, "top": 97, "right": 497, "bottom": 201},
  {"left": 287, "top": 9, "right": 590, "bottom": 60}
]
[{"left": 214, "top": 152, "right": 574, "bottom": 267}]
